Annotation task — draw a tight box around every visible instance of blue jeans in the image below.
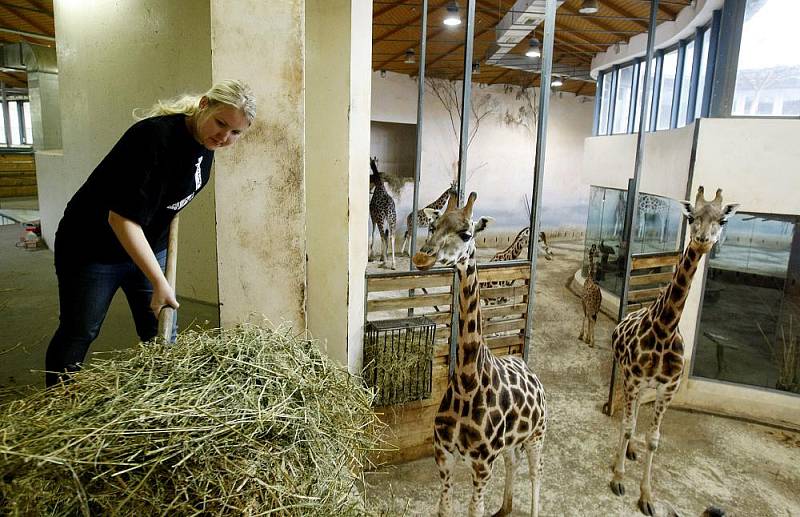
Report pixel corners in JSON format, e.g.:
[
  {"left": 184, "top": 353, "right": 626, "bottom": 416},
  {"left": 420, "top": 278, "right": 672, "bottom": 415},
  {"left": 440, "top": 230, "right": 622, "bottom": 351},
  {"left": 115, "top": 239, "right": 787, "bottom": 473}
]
[{"left": 45, "top": 249, "right": 176, "bottom": 387}]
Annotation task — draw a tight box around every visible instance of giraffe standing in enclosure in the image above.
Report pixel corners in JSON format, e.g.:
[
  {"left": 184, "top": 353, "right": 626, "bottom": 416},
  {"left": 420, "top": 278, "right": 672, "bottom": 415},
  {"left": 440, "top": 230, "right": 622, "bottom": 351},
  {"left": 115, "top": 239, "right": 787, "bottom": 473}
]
[
  {"left": 579, "top": 244, "right": 602, "bottom": 346},
  {"left": 609, "top": 187, "right": 738, "bottom": 516},
  {"left": 480, "top": 227, "right": 553, "bottom": 306},
  {"left": 369, "top": 157, "right": 397, "bottom": 269},
  {"left": 413, "top": 192, "right": 547, "bottom": 517},
  {"left": 400, "top": 182, "right": 457, "bottom": 255}
]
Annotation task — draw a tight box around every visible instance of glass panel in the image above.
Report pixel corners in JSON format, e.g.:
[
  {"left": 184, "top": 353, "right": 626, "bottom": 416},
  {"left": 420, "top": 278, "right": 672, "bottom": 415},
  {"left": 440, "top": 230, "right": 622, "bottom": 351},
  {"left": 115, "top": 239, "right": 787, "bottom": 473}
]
[
  {"left": 8, "top": 102, "right": 20, "bottom": 146},
  {"left": 656, "top": 50, "right": 678, "bottom": 130},
  {"left": 598, "top": 72, "right": 613, "bottom": 135},
  {"left": 733, "top": 0, "right": 800, "bottom": 116},
  {"left": 693, "top": 214, "right": 799, "bottom": 394},
  {"left": 584, "top": 186, "right": 627, "bottom": 297},
  {"left": 634, "top": 60, "right": 656, "bottom": 131},
  {"left": 630, "top": 193, "right": 683, "bottom": 254},
  {"left": 677, "top": 41, "right": 695, "bottom": 127},
  {"left": 22, "top": 101, "right": 32, "bottom": 144},
  {"left": 612, "top": 66, "right": 634, "bottom": 134},
  {"left": 695, "top": 29, "right": 711, "bottom": 119}
]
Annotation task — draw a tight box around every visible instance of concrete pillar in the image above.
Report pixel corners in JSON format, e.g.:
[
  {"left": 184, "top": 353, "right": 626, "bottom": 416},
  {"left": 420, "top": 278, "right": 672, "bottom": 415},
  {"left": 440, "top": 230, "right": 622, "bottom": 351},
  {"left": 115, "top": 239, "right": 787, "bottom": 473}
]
[
  {"left": 210, "top": 0, "right": 307, "bottom": 329},
  {"left": 306, "top": 0, "right": 371, "bottom": 371}
]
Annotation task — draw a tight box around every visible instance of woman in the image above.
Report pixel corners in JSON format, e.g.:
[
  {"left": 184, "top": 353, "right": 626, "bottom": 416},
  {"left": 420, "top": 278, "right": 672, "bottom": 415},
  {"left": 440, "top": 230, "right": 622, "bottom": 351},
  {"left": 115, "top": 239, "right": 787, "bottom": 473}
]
[{"left": 45, "top": 80, "right": 256, "bottom": 387}]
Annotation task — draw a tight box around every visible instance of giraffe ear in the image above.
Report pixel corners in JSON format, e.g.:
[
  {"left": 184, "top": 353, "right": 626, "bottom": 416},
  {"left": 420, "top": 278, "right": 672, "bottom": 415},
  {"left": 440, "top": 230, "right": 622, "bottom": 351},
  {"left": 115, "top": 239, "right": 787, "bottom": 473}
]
[
  {"left": 721, "top": 203, "right": 739, "bottom": 222},
  {"left": 474, "top": 216, "right": 494, "bottom": 234},
  {"left": 422, "top": 208, "right": 441, "bottom": 224},
  {"left": 679, "top": 201, "right": 694, "bottom": 219}
]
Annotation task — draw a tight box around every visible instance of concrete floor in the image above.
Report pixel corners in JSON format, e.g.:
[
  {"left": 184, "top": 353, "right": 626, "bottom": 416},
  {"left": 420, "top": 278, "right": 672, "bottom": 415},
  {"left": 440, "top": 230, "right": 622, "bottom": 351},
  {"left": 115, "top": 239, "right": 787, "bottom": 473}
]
[
  {"left": 363, "top": 241, "right": 800, "bottom": 517},
  {"left": 0, "top": 210, "right": 219, "bottom": 399}
]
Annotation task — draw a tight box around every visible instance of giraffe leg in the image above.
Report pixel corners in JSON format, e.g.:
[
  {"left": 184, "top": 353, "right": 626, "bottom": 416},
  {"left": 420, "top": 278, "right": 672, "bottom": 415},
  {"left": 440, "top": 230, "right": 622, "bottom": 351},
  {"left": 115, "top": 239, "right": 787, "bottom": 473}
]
[
  {"left": 588, "top": 314, "right": 597, "bottom": 347},
  {"left": 389, "top": 226, "right": 396, "bottom": 270},
  {"left": 639, "top": 384, "right": 677, "bottom": 516},
  {"left": 578, "top": 312, "right": 585, "bottom": 342},
  {"left": 626, "top": 393, "right": 642, "bottom": 461},
  {"left": 525, "top": 440, "right": 544, "bottom": 517},
  {"left": 492, "top": 449, "right": 515, "bottom": 517},
  {"left": 369, "top": 221, "right": 375, "bottom": 261},
  {"left": 611, "top": 381, "right": 640, "bottom": 496},
  {"left": 400, "top": 230, "right": 409, "bottom": 256},
  {"left": 434, "top": 443, "right": 456, "bottom": 517},
  {"left": 469, "top": 460, "right": 492, "bottom": 517}
]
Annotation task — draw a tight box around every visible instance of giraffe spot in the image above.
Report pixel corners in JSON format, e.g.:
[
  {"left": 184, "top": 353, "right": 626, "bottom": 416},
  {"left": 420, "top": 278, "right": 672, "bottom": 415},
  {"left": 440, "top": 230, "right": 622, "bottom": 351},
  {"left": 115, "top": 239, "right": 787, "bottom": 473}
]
[
  {"left": 439, "top": 386, "right": 453, "bottom": 412},
  {"left": 463, "top": 344, "right": 478, "bottom": 365},
  {"left": 531, "top": 407, "right": 539, "bottom": 422},
  {"left": 536, "top": 390, "right": 544, "bottom": 407},
  {"left": 521, "top": 405, "right": 531, "bottom": 418},
  {"left": 676, "top": 273, "right": 687, "bottom": 288},
  {"left": 461, "top": 372, "right": 478, "bottom": 391},
  {"left": 491, "top": 433, "right": 504, "bottom": 450},
  {"left": 512, "top": 388, "right": 525, "bottom": 407},
  {"left": 641, "top": 333, "right": 655, "bottom": 351},
  {"left": 453, "top": 398, "right": 461, "bottom": 414},
  {"left": 466, "top": 263, "right": 476, "bottom": 276},
  {"left": 656, "top": 375, "right": 671, "bottom": 383},
  {"left": 435, "top": 415, "right": 456, "bottom": 427},
  {"left": 481, "top": 372, "right": 490, "bottom": 388},
  {"left": 486, "top": 388, "right": 496, "bottom": 406},
  {"left": 491, "top": 370, "right": 500, "bottom": 389},
  {"left": 499, "top": 389, "right": 511, "bottom": 412},
  {"left": 687, "top": 247, "right": 697, "bottom": 261},
  {"left": 435, "top": 425, "right": 452, "bottom": 444},
  {"left": 526, "top": 394, "right": 535, "bottom": 406},
  {"left": 631, "top": 364, "right": 643, "bottom": 377},
  {"left": 477, "top": 443, "right": 490, "bottom": 460},
  {"left": 490, "top": 409, "right": 502, "bottom": 427},
  {"left": 459, "top": 424, "right": 481, "bottom": 449},
  {"left": 504, "top": 411, "right": 517, "bottom": 432},
  {"left": 461, "top": 400, "right": 471, "bottom": 418},
  {"left": 467, "top": 320, "right": 476, "bottom": 333},
  {"left": 672, "top": 339, "right": 684, "bottom": 353},
  {"left": 654, "top": 324, "right": 669, "bottom": 340},
  {"left": 468, "top": 299, "right": 478, "bottom": 314},
  {"left": 508, "top": 371, "right": 518, "bottom": 385},
  {"left": 484, "top": 418, "right": 495, "bottom": 437},
  {"left": 682, "top": 257, "right": 693, "bottom": 271},
  {"left": 472, "top": 404, "right": 485, "bottom": 424}
]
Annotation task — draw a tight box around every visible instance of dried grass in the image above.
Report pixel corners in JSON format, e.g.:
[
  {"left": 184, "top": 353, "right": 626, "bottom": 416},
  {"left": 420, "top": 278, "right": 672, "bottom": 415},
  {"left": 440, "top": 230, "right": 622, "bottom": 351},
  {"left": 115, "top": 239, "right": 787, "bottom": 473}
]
[{"left": 0, "top": 323, "right": 385, "bottom": 516}]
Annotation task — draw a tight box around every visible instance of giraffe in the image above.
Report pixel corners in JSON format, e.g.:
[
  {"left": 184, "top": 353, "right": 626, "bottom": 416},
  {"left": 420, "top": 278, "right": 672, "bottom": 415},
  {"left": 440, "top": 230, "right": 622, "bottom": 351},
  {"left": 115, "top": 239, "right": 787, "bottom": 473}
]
[
  {"left": 579, "top": 244, "right": 602, "bottom": 346},
  {"left": 480, "top": 227, "right": 553, "bottom": 306},
  {"left": 369, "top": 157, "right": 397, "bottom": 270},
  {"left": 400, "top": 181, "right": 458, "bottom": 256},
  {"left": 609, "top": 186, "right": 738, "bottom": 516},
  {"left": 637, "top": 194, "right": 670, "bottom": 244},
  {"left": 412, "top": 192, "right": 547, "bottom": 517}
]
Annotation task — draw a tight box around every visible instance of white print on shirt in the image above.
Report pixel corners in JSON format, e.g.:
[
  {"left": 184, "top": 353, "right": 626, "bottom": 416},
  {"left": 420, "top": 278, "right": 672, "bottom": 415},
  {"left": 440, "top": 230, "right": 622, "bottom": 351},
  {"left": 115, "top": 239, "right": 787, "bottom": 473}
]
[{"left": 167, "top": 155, "right": 204, "bottom": 211}]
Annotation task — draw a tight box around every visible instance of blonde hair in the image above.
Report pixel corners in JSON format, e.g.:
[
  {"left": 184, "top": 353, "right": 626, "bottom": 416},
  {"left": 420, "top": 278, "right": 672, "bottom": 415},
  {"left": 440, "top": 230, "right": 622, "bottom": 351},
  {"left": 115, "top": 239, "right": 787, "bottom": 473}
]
[{"left": 133, "top": 79, "right": 256, "bottom": 124}]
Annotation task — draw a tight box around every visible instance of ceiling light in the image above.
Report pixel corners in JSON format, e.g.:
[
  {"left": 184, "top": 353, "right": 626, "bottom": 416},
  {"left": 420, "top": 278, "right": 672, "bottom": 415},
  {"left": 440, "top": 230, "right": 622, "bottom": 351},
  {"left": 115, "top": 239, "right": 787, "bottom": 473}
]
[
  {"left": 472, "top": 62, "right": 480, "bottom": 75},
  {"left": 551, "top": 78, "right": 564, "bottom": 87},
  {"left": 443, "top": 1, "right": 461, "bottom": 26},
  {"left": 525, "top": 38, "right": 541, "bottom": 58},
  {"left": 404, "top": 49, "right": 416, "bottom": 64},
  {"left": 579, "top": 0, "right": 599, "bottom": 14}
]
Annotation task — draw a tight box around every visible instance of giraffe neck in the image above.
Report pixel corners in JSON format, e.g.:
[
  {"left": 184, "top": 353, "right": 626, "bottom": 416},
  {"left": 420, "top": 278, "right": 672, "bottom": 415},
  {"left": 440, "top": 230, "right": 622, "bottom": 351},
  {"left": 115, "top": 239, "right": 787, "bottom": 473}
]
[
  {"left": 500, "top": 228, "right": 529, "bottom": 260},
  {"left": 649, "top": 240, "right": 704, "bottom": 335},
  {"left": 454, "top": 247, "right": 488, "bottom": 394},
  {"left": 587, "top": 252, "right": 596, "bottom": 284},
  {"left": 427, "top": 188, "right": 453, "bottom": 210}
]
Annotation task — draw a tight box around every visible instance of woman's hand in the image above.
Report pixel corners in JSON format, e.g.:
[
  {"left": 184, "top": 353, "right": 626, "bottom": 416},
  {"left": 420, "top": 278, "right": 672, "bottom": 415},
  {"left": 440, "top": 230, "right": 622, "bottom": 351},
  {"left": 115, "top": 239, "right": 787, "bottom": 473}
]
[{"left": 151, "top": 278, "right": 180, "bottom": 318}]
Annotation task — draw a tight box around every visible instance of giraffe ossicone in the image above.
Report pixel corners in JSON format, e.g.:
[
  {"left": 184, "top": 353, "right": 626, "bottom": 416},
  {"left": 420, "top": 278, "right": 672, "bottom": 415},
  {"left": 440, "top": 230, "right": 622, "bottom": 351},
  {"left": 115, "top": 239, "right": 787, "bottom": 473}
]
[
  {"left": 609, "top": 186, "right": 738, "bottom": 516},
  {"left": 413, "top": 191, "right": 547, "bottom": 517}
]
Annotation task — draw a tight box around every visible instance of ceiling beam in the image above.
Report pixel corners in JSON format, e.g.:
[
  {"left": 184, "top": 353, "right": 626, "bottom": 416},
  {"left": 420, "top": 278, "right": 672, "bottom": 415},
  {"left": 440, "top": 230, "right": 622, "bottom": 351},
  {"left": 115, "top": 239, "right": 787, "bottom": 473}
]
[
  {"left": 489, "top": 68, "right": 514, "bottom": 85},
  {"left": 22, "top": 0, "right": 52, "bottom": 16},
  {"left": 0, "top": 1, "right": 49, "bottom": 15},
  {"left": 373, "top": 0, "right": 409, "bottom": 19},
  {"left": 597, "top": 1, "right": 649, "bottom": 31},
  {"left": 0, "top": 70, "right": 25, "bottom": 87},
  {"left": 0, "top": 3, "right": 52, "bottom": 36},
  {"left": 559, "top": 2, "right": 640, "bottom": 37}
]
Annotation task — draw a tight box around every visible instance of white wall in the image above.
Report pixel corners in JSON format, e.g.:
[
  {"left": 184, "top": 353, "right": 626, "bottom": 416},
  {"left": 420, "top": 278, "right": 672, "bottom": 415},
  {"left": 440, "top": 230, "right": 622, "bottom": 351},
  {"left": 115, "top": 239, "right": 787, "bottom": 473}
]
[
  {"left": 210, "top": 0, "right": 307, "bottom": 328},
  {"left": 582, "top": 123, "right": 695, "bottom": 200},
  {"left": 42, "top": 0, "right": 216, "bottom": 304},
  {"left": 371, "top": 71, "right": 594, "bottom": 234}
]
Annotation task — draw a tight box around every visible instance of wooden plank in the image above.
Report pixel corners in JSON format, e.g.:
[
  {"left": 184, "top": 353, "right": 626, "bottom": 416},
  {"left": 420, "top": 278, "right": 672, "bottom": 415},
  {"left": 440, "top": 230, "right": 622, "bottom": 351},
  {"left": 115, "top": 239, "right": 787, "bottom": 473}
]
[
  {"left": 0, "top": 185, "right": 36, "bottom": 197},
  {"left": 485, "top": 334, "right": 522, "bottom": 352},
  {"left": 367, "top": 272, "right": 453, "bottom": 292},
  {"left": 480, "top": 285, "right": 528, "bottom": 300},
  {"left": 0, "top": 162, "right": 36, "bottom": 172},
  {"left": 632, "top": 253, "right": 680, "bottom": 270},
  {"left": 628, "top": 287, "right": 663, "bottom": 302},
  {"left": 0, "top": 176, "right": 36, "bottom": 187},
  {"left": 477, "top": 265, "right": 531, "bottom": 283},
  {"left": 629, "top": 272, "right": 674, "bottom": 287},
  {"left": 484, "top": 318, "right": 526, "bottom": 335},
  {"left": 367, "top": 292, "right": 452, "bottom": 312},
  {"left": 482, "top": 303, "right": 526, "bottom": 319}
]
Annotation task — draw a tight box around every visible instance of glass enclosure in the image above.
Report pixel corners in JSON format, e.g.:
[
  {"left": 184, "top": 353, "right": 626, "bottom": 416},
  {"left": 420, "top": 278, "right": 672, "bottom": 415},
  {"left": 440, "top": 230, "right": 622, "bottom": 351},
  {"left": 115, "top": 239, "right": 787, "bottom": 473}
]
[
  {"left": 583, "top": 186, "right": 683, "bottom": 296},
  {"left": 693, "top": 213, "right": 800, "bottom": 395}
]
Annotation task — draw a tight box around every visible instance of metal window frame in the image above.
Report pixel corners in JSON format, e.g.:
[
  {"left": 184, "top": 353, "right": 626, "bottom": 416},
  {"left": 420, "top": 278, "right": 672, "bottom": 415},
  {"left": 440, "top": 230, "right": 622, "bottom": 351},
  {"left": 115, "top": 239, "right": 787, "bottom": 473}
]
[
  {"left": 592, "top": 72, "right": 604, "bottom": 136},
  {"left": 627, "top": 61, "right": 640, "bottom": 133},
  {"left": 670, "top": 42, "right": 687, "bottom": 128},
  {"left": 686, "top": 26, "right": 704, "bottom": 125},
  {"left": 704, "top": 8, "right": 724, "bottom": 117},
  {"left": 606, "top": 67, "right": 619, "bottom": 135},
  {"left": 649, "top": 50, "right": 664, "bottom": 131}
]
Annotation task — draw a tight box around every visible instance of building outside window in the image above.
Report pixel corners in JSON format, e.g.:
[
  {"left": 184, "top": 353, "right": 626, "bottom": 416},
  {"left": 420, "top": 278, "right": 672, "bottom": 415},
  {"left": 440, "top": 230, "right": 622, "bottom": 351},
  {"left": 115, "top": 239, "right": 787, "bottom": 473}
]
[
  {"left": 677, "top": 41, "right": 694, "bottom": 127},
  {"left": 597, "top": 73, "right": 612, "bottom": 135},
  {"left": 733, "top": 0, "right": 800, "bottom": 116},
  {"left": 612, "top": 66, "right": 634, "bottom": 134},
  {"left": 695, "top": 28, "right": 711, "bottom": 119}
]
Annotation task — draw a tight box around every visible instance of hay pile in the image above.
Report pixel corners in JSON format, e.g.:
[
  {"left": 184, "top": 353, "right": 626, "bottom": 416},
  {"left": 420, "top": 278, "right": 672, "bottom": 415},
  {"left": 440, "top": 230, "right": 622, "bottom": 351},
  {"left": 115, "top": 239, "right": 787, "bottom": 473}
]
[{"left": 0, "top": 324, "right": 383, "bottom": 516}]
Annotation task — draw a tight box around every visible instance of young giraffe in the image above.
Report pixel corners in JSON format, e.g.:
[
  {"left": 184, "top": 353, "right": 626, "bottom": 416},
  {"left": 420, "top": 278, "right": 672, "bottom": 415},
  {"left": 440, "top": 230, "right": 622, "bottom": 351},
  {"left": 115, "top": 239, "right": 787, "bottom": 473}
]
[
  {"left": 413, "top": 192, "right": 547, "bottom": 517},
  {"left": 579, "top": 244, "right": 602, "bottom": 346},
  {"left": 610, "top": 187, "right": 738, "bottom": 516},
  {"left": 369, "top": 157, "right": 397, "bottom": 269},
  {"left": 400, "top": 181, "right": 458, "bottom": 255},
  {"left": 481, "top": 228, "right": 553, "bottom": 306}
]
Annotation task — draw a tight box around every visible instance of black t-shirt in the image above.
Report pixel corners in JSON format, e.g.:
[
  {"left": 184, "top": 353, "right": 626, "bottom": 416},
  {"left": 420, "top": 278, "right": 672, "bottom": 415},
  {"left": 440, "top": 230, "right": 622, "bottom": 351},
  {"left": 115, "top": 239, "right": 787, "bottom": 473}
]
[{"left": 55, "top": 114, "right": 214, "bottom": 264}]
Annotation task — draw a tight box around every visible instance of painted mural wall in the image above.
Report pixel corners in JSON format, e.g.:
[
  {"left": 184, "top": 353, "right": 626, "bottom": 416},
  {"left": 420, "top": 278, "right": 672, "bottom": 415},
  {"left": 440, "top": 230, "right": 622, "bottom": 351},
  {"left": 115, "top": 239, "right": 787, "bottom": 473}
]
[{"left": 370, "top": 70, "right": 594, "bottom": 241}]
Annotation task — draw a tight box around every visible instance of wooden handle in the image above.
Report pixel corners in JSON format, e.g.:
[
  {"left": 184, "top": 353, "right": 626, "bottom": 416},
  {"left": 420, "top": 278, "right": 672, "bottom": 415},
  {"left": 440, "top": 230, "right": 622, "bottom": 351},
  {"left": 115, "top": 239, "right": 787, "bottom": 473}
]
[{"left": 157, "top": 215, "right": 180, "bottom": 342}]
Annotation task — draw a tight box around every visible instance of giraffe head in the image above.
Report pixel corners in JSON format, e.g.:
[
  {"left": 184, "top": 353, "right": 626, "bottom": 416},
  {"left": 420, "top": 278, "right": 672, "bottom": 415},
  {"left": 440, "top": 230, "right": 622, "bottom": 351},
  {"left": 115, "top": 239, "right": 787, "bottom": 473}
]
[
  {"left": 679, "top": 186, "right": 739, "bottom": 253},
  {"left": 412, "top": 192, "right": 493, "bottom": 270}
]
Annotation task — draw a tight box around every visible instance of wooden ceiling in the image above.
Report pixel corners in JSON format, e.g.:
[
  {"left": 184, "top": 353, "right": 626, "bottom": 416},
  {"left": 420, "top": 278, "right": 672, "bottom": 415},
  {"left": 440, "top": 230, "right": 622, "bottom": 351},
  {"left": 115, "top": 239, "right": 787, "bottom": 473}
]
[
  {"left": 373, "top": 0, "right": 692, "bottom": 96},
  {"left": 0, "top": 0, "right": 54, "bottom": 89}
]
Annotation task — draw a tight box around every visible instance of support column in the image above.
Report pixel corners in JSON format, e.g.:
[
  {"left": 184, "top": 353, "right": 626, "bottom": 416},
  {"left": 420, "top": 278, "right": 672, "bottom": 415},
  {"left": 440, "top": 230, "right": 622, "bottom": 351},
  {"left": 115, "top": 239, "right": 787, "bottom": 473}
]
[
  {"left": 306, "top": 0, "right": 372, "bottom": 371},
  {"left": 211, "top": 0, "right": 307, "bottom": 329}
]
